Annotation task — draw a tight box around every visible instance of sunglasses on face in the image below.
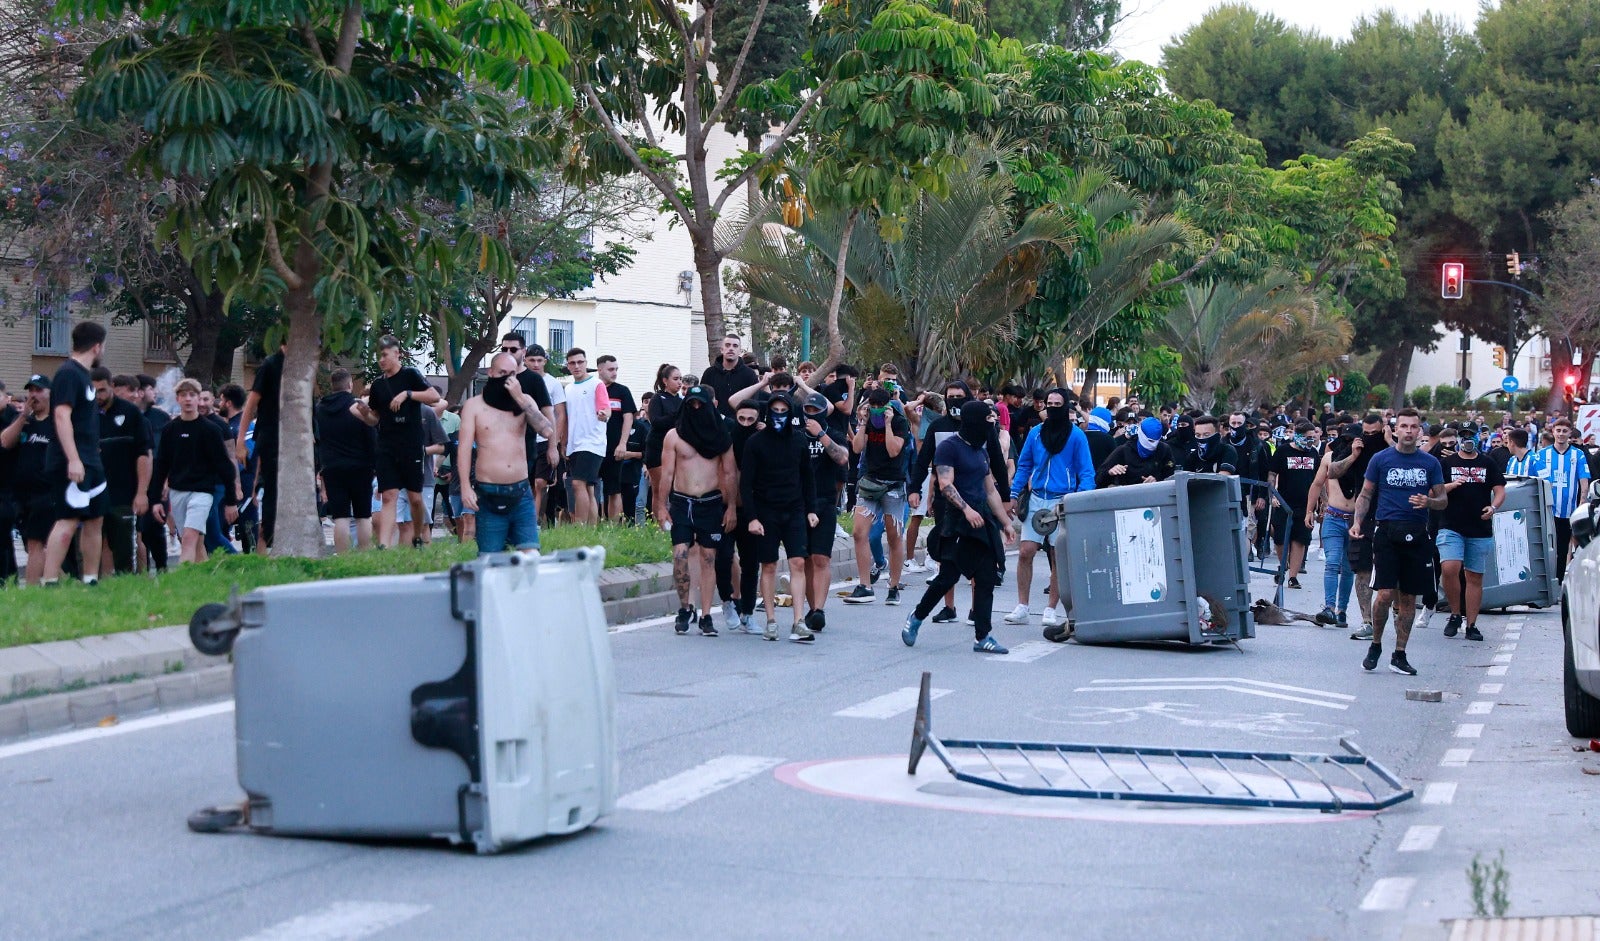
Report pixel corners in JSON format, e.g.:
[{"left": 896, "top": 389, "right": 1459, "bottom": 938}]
[{"left": 501, "top": 346, "right": 521, "bottom": 353}]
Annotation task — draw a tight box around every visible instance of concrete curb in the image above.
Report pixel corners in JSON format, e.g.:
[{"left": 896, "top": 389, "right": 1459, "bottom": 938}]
[{"left": 0, "top": 538, "right": 863, "bottom": 743}]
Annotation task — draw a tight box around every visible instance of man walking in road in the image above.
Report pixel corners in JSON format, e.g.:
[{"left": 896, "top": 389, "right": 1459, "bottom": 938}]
[
  {"left": 1350, "top": 409, "right": 1446, "bottom": 676},
  {"left": 562, "top": 348, "right": 608, "bottom": 525},
  {"left": 843, "top": 387, "right": 911, "bottom": 606},
  {"left": 1006, "top": 389, "right": 1095, "bottom": 633},
  {"left": 802, "top": 391, "right": 850, "bottom": 634},
  {"left": 656, "top": 385, "right": 735, "bottom": 636},
  {"left": 1306, "top": 423, "right": 1366, "bottom": 628},
  {"left": 1268, "top": 420, "right": 1321, "bottom": 589},
  {"left": 1436, "top": 427, "right": 1505, "bottom": 642},
  {"left": 1532, "top": 417, "right": 1590, "bottom": 583},
  {"left": 902, "top": 400, "right": 1018, "bottom": 654},
  {"left": 740, "top": 393, "right": 818, "bottom": 643},
  {"left": 458, "top": 352, "right": 556, "bottom": 554},
  {"left": 367, "top": 335, "right": 442, "bottom": 547},
  {"left": 42, "top": 322, "right": 109, "bottom": 586}
]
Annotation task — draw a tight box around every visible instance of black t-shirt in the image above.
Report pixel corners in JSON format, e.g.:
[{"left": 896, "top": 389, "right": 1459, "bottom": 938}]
[
  {"left": 819, "top": 378, "right": 853, "bottom": 436},
  {"left": 367, "top": 366, "right": 432, "bottom": 450},
  {"left": 1439, "top": 452, "right": 1506, "bottom": 539},
  {"left": 862, "top": 410, "right": 910, "bottom": 482},
  {"left": 251, "top": 353, "right": 284, "bottom": 446},
  {"left": 314, "top": 391, "right": 377, "bottom": 471},
  {"left": 625, "top": 415, "right": 651, "bottom": 458},
  {"left": 933, "top": 434, "right": 992, "bottom": 512},
  {"left": 0, "top": 405, "right": 18, "bottom": 497},
  {"left": 604, "top": 382, "right": 637, "bottom": 458},
  {"left": 45, "top": 359, "right": 101, "bottom": 474},
  {"left": 701, "top": 359, "right": 759, "bottom": 417},
  {"left": 516, "top": 369, "right": 554, "bottom": 455},
  {"left": 143, "top": 405, "right": 171, "bottom": 455},
  {"left": 807, "top": 429, "right": 847, "bottom": 512},
  {"left": 12, "top": 414, "right": 55, "bottom": 493},
  {"left": 1270, "top": 443, "right": 1321, "bottom": 510},
  {"left": 98, "top": 397, "right": 152, "bottom": 506}
]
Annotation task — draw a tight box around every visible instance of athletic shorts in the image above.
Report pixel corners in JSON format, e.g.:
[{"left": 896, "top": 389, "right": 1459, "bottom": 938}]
[
  {"left": 807, "top": 507, "right": 838, "bottom": 556},
  {"left": 1347, "top": 516, "right": 1375, "bottom": 570},
  {"left": 670, "top": 491, "right": 726, "bottom": 548},
  {"left": 322, "top": 466, "right": 374, "bottom": 520},
  {"left": 1270, "top": 505, "right": 1312, "bottom": 547},
  {"left": 532, "top": 445, "right": 560, "bottom": 484},
  {"left": 756, "top": 508, "right": 808, "bottom": 564},
  {"left": 375, "top": 445, "right": 425, "bottom": 494},
  {"left": 599, "top": 456, "right": 624, "bottom": 491},
  {"left": 169, "top": 489, "right": 215, "bottom": 533},
  {"left": 1436, "top": 529, "right": 1494, "bottom": 574},
  {"left": 909, "top": 476, "right": 933, "bottom": 519},
  {"left": 1019, "top": 493, "right": 1068, "bottom": 547},
  {"left": 567, "top": 450, "right": 603, "bottom": 485},
  {"left": 51, "top": 468, "right": 107, "bottom": 521},
  {"left": 1372, "top": 520, "right": 1435, "bottom": 595}
]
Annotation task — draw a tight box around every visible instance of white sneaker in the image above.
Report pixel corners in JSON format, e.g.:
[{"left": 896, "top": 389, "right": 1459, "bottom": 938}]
[
  {"left": 905, "top": 558, "right": 925, "bottom": 573},
  {"left": 1003, "top": 604, "right": 1032, "bottom": 624},
  {"left": 1041, "top": 606, "right": 1062, "bottom": 628}
]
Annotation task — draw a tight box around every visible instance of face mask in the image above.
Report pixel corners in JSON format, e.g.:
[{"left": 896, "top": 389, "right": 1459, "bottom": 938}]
[
  {"left": 482, "top": 375, "right": 518, "bottom": 413},
  {"left": 1292, "top": 434, "right": 1312, "bottom": 450},
  {"left": 769, "top": 409, "right": 792, "bottom": 432},
  {"left": 1195, "top": 433, "right": 1218, "bottom": 457}
]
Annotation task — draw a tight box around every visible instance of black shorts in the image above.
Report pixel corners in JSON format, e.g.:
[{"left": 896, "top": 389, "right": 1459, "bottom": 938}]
[
  {"left": 323, "top": 465, "right": 375, "bottom": 519},
  {"left": 670, "top": 491, "right": 726, "bottom": 548},
  {"left": 1347, "top": 524, "right": 1375, "bottom": 571},
  {"left": 532, "top": 445, "right": 559, "bottom": 484},
  {"left": 1372, "top": 520, "right": 1434, "bottom": 595},
  {"left": 599, "top": 456, "right": 624, "bottom": 491},
  {"left": 568, "top": 450, "right": 603, "bottom": 484},
  {"left": 1270, "top": 505, "right": 1312, "bottom": 546},
  {"left": 756, "top": 508, "right": 808, "bottom": 564},
  {"left": 375, "top": 445, "right": 425, "bottom": 494},
  {"left": 18, "top": 491, "right": 54, "bottom": 542},
  {"left": 807, "top": 508, "right": 837, "bottom": 557},
  {"left": 52, "top": 472, "right": 107, "bottom": 521}
]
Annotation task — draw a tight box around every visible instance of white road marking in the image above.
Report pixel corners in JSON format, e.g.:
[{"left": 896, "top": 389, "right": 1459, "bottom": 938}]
[
  {"left": 1478, "top": 683, "right": 1503, "bottom": 694},
  {"left": 0, "top": 701, "right": 235, "bottom": 762},
  {"left": 233, "top": 901, "right": 429, "bottom": 941},
  {"left": 1456, "top": 723, "right": 1484, "bottom": 739},
  {"left": 1465, "top": 701, "right": 1495, "bottom": 716},
  {"left": 1086, "top": 678, "right": 1356, "bottom": 700},
  {"left": 1505, "top": 632, "right": 1521, "bottom": 640},
  {"left": 617, "top": 755, "right": 783, "bottom": 812},
  {"left": 1486, "top": 665, "right": 1510, "bottom": 676},
  {"left": 1493, "top": 653, "right": 1515, "bottom": 663},
  {"left": 1499, "top": 643, "right": 1518, "bottom": 652},
  {"left": 1422, "top": 782, "right": 1458, "bottom": 805},
  {"left": 1440, "top": 748, "right": 1473, "bottom": 767},
  {"left": 835, "top": 687, "right": 950, "bottom": 719},
  {"left": 1399, "top": 824, "right": 1442, "bottom": 852},
  {"left": 1360, "top": 877, "right": 1416, "bottom": 911},
  {"left": 994, "top": 641, "right": 1065, "bottom": 664},
  {"left": 1076, "top": 683, "right": 1350, "bottom": 710}
]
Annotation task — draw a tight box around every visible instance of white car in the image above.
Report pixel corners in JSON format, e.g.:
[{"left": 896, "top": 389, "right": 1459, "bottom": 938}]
[{"left": 1560, "top": 491, "right": 1600, "bottom": 736}]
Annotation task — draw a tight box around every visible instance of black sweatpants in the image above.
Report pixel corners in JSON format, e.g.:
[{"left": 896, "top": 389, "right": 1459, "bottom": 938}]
[
  {"left": 0, "top": 500, "right": 17, "bottom": 584},
  {"left": 1557, "top": 516, "right": 1573, "bottom": 583},
  {"left": 914, "top": 536, "right": 999, "bottom": 641},
  {"left": 139, "top": 511, "right": 168, "bottom": 572},
  {"left": 716, "top": 512, "right": 761, "bottom": 615}
]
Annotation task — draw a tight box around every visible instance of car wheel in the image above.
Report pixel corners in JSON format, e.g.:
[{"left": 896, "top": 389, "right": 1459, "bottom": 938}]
[{"left": 1563, "top": 620, "right": 1600, "bottom": 737}]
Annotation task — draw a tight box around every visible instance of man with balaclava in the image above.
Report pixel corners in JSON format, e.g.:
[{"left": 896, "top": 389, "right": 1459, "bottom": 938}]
[
  {"left": 901, "top": 400, "right": 1018, "bottom": 654},
  {"left": 1268, "top": 419, "right": 1321, "bottom": 589},
  {"left": 1097, "top": 417, "right": 1175, "bottom": 486},
  {"left": 1006, "top": 389, "right": 1095, "bottom": 635},
  {"left": 721, "top": 398, "right": 765, "bottom": 633},
  {"left": 1176, "top": 414, "right": 1238, "bottom": 475},
  {"left": 1305, "top": 421, "right": 1368, "bottom": 628},
  {"left": 1084, "top": 406, "right": 1118, "bottom": 474},
  {"left": 655, "top": 385, "right": 736, "bottom": 636},
  {"left": 457, "top": 352, "right": 555, "bottom": 554},
  {"left": 740, "top": 392, "right": 819, "bottom": 642}
]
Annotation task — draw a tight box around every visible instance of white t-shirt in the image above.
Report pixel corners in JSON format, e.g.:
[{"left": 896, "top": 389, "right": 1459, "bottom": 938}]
[
  {"left": 565, "top": 375, "right": 607, "bottom": 457},
  {"left": 535, "top": 371, "right": 565, "bottom": 444}
]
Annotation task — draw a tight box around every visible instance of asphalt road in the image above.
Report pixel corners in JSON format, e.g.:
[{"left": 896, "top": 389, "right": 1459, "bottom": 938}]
[{"left": 2, "top": 547, "right": 1596, "bottom": 941}]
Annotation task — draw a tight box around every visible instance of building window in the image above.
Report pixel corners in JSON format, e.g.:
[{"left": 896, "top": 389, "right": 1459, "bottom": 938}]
[
  {"left": 548, "top": 320, "right": 573, "bottom": 359},
  {"left": 33, "top": 290, "right": 72, "bottom": 355},
  {"left": 145, "top": 317, "right": 178, "bottom": 362},
  {"left": 507, "top": 315, "right": 536, "bottom": 349}
]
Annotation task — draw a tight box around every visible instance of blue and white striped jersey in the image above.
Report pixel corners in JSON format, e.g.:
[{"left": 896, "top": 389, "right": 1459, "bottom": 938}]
[
  {"left": 1504, "top": 451, "right": 1537, "bottom": 477},
  {"left": 1532, "top": 444, "right": 1592, "bottom": 518}
]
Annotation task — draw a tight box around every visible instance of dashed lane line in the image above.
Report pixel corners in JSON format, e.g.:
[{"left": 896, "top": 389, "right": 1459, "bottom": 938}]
[
  {"left": 1422, "top": 782, "right": 1458, "bottom": 805},
  {"left": 1398, "top": 825, "right": 1442, "bottom": 852},
  {"left": 835, "top": 686, "right": 950, "bottom": 719},
  {"left": 232, "top": 901, "right": 430, "bottom": 941},
  {"left": 616, "top": 755, "right": 784, "bottom": 812},
  {"left": 1360, "top": 877, "right": 1416, "bottom": 911},
  {"left": 1456, "top": 724, "right": 1484, "bottom": 739}
]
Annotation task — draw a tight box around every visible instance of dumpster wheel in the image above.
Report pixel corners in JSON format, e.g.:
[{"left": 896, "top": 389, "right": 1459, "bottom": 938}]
[
  {"left": 187, "top": 803, "right": 246, "bottom": 833},
  {"left": 189, "top": 603, "right": 238, "bottom": 656}
]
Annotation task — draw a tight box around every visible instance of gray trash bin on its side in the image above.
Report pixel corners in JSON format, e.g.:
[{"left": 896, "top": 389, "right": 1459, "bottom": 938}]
[
  {"left": 1058, "top": 472, "right": 1255, "bottom": 645},
  {"left": 1479, "top": 476, "right": 1558, "bottom": 610},
  {"left": 226, "top": 549, "right": 617, "bottom": 854}
]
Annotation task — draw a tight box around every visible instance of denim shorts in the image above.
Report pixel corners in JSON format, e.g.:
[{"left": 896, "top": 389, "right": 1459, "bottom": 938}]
[
  {"left": 474, "top": 480, "right": 538, "bottom": 553},
  {"left": 1436, "top": 528, "right": 1493, "bottom": 573},
  {"left": 855, "top": 480, "right": 908, "bottom": 525}
]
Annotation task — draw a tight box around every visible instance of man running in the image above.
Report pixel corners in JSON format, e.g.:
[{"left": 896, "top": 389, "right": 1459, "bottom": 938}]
[
  {"left": 902, "top": 400, "right": 1018, "bottom": 654},
  {"left": 1006, "top": 389, "right": 1095, "bottom": 632},
  {"left": 1436, "top": 426, "right": 1505, "bottom": 642},
  {"left": 802, "top": 391, "right": 850, "bottom": 634},
  {"left": 42, "top": 322, "right": 108, "bottom": 586},
  {"left": 1349, "top": 408, "right": 1445, "bottom": 676},
  {"left": 740, "top": 393, "right": 818, "bottom": 643},
  {"left": 458, "top": 352, "right": 556, "bottom": 554},
  {"left": 367, "top": 335, "right": 442, "bottom": 546},
  {"left": 655, "top": 385, "right": 735, "bottom": 636}
]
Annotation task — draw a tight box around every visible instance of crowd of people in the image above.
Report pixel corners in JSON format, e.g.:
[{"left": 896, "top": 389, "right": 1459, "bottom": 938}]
[{"left": 3, "top": 323, "right": 1595, "bottom": 675}]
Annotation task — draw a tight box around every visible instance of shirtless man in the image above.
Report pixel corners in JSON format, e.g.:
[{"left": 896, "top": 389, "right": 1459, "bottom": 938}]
[
  {"left": 1305, "top": 423, "right": 1367, "bottom": 628},
  {"left": 458, "top": 353, "right": 555, "bottom": 554},
  {"left": 655, "top": 385, "right": 736, "bottom": 636}
]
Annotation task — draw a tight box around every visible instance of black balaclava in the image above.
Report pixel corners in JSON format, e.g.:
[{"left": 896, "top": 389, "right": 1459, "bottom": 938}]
[
  {"left": 765, "top": 392, "right": 795, "bottom": 435},
  {"left": 959, "top": 400, "right": 992, "bottom": 447},
  {"left": 1170, "top": 412, "right": 1195, "bottom": 449},
  {"left": 1226, "top": 420, "right": 1250, "bottom": 448},
  {"left": 677, "top": 385, "right": 731, "bottom": 459},
  {"left": 1194, "top": 425, "right": 1219, "bottom": 461},
  {"left": 482, "top": 374, "right": 519, "bottom": 413},
  {"left": 1039, "top": 388, "right": 1074, "bottom": 454}
]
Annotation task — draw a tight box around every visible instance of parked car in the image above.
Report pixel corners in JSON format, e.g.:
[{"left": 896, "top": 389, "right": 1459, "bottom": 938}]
[{"left": 1560, "top": 485, "right": 1600, "bottom": 736}]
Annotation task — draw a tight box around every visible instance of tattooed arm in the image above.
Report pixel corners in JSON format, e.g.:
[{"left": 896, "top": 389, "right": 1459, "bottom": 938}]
[{"left": 938, "top": 465, "right": 983, "bottom": 528}]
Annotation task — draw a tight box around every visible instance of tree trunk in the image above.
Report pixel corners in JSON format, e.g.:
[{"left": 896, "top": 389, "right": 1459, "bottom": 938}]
[
  {"left": 693, "top": 234, "right": 727, "bottom": 367},
  {"left": 448, "top": 331, "right": 500, "bottom": 406},
  {"left": 1078, "top": 357, "right": 1098, "bottom": 407},
  {"left": 272, "top": 246, "right": 327, "bottom": 558},
  {"left": 1370, "top": 340, "right": 1413, "bottom": 408},
  {"left": 1548, "top": 341, "right": 1574, "bottom": 414},
  {"left": 182, "top": 289, "right": 226, "bottom": 386},
  {"left": 814, "top": 209, "right": 858, "bottom": 379}
]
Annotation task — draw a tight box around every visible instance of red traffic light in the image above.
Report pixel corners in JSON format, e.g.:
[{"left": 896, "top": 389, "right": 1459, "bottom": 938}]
[
  {"left": 1566, "top": 373, "right": 1579, "bottom": 388},
  {"left": 1441, "top": 262, "right": 1465, "bottom": 299}
]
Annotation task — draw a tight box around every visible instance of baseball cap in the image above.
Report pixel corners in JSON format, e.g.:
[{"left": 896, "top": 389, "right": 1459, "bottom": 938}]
[
  {"left": 803, "top": 391, "right": 830, "bottom": 415},
  {"left": 685, "top": 385, "right": 715, "bottom": 407},
  {"left": 24, "top": 374, "right": 50, "bottom": 391}
]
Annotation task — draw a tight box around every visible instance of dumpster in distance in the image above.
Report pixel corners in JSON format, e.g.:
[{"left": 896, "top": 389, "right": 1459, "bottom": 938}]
[
  {"left": 190, "top": 549, "right": 616, "bottom": 854},
  {"left": 1480, "top": 476, "right": 1558, "bottom": 611},
  {"left": 1058, "top": 473, "right": 1254, "bottom": 645}
]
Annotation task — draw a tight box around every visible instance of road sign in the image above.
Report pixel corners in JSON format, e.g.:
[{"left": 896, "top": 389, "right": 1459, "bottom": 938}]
[
  {"left": 1501, "top": 375, "right": 1520, "bottom": 394},
  {"left": 1325, "top": 376, "right": 1342, "bottom": 395}
]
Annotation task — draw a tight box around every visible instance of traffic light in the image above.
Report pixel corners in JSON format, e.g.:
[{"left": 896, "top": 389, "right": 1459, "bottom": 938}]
[
  {"left": 1506, "top": 251, "right": 1522, "bottom": 277},
  {"left": 1441, "top": 262, "right": 1464, "bottom": 299},
  {"left": 1492, "top": 346, "right": 1505, "bottom": 368},
  {"left": 1564, "top": 371, "right": 1578, "bottom": 409}
]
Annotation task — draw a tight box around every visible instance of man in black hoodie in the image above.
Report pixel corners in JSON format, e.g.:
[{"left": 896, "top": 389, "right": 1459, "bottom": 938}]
[
  {"left": 315, "top": 368, "right": 378, "bottom": 553},
  {"left": 741, "top": 393, "right": 818, "bottom": 643},
  {"left": 150, "top": 378, "right": 240, "bottom": 565}
]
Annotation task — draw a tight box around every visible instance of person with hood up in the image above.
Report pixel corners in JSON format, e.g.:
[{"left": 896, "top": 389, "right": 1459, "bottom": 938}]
[
  {"left": 314, "top": 368, "right": 378, "bottom": 552},
  {"left": 1084, "top": 406, "right": 1117, "bottom": 472},
  {"left": 1097, "top": 417, "right": 1176, "bottom": 486},
  {"left": 655, "top": 385, "right": 736, "bottom": 636},
  {"left": 720, "top": 398, "right": 765, "bottom": 632},
  {"left": 801, "top": 392, "right": 850, "bottom": 633},
  {"left": 902, "top": 400, "right": 1018, "bottom": 654},
  {"left": 1268, "top": 420, "right": 1322, "bottom": 589},
  {"left": 740, "top": 393, "right": 819, "bottom": 643},
  {"left": 1005, "top": 389, "right": 1095, "bottom": 634},
  {"left": 1176, "top": 414, "right": 1238, "bottom": 475}
]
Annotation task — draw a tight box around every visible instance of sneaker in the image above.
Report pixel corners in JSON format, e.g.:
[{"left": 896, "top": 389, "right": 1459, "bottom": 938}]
[
  {"left": 1350, "top": 624, "right": 1373, "bottom": 641},
  {"left": 674, "top": 608, "right": 693, "bottom": 635},
  {"left": 1003, "top": 604, "right": 1032, "bottom": 624},
  {"left": 699, "top": 614, "right": 719, "bottom": 637},
  {"left": 1443, "top": 614, "right": 1462, "bottom": 638},
  {"left": 1041, "top": 606, "right": 1063, "bottom": 628},
  {"left": 902, "top": 615, "right": 922, "bottom": 647},
  {"left": 790, "top": 623, "right": 815, "bottom": 643},
  {"left": 722, "top": 600, "right": 739, "bottom": 625},
  {"left": 905, "top": 559, "right": 926, "bottom": 574},
  {"left": 843, "top": 585, "right": 876, "bottom": 605},
  {"left": 1362, "top": 643, "right": 1382, "bottom": 672},
  {"left": 930, "top": 606, "right": 958, "bottom": 624},
  {"left": 1389, "top": 651, "right": 1418, "bottom": 676},
  {"left": 737, "top": 614, "right": 763, "bottom": 635},
  {"left": 965, "top": 611, "right": 975, "bottom": 626},
  {"left": 886, "top": 586, "right": 902, "bottom": 606},
  {"left": 974, "top": 636, "right": 1010, "bottom": 655},
  {"left": 870, "top": 562, "right": 884, "bottom": 585},
  {"left": 762, "top": 616, "right": 778, "bottom": 641},
  {"left": 807, "top": 609, "right": 827, "bottom": 632},
  {"left": 1315, "top": 606, "right": 1338, "bottom": 626},
  {"left": 1287, "top": 577, "right": 1302, "bottom": 590},
  {"left": 1336, "top": 610, "right": 1348, "bottom": 628},
  {"left": 1465, "top": 624, "right": 1484, "bottom": 642}
]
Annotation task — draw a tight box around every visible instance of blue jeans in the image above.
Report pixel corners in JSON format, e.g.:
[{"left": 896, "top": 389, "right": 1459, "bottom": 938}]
[
  {"left": 204, "top": 484, "right": 238, "bottom": 554},
  {"left": 474, "top": 481, "right": 539, "bottom": 554},
  {"left": 1321, "top": 512, "right": 1355, "bottom": 612}
]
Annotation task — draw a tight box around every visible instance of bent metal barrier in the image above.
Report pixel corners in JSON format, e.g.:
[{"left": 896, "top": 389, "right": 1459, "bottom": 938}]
[{"left": 906, "top": 673, "right": 1413, "bottom": 813}]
